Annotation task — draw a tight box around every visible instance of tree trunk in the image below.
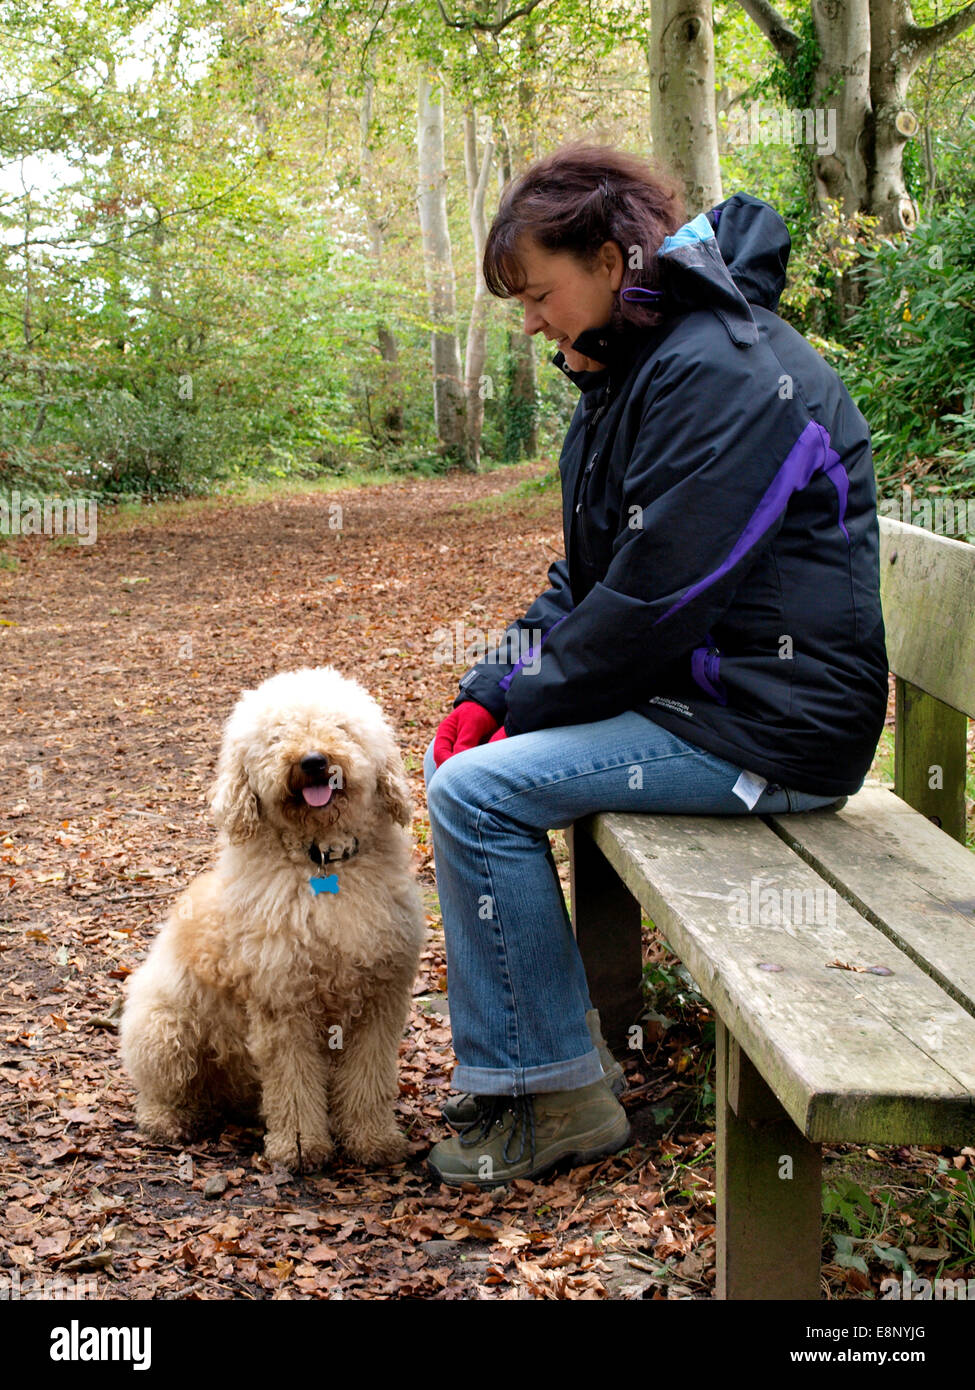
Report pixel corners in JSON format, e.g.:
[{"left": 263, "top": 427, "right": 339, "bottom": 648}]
[
  {"left": 417, "top": 75, "right": 467, "bottom": 466},
  {"left": 463, "top": 109, "right": 494, "bottom": 471},
  {"left": 503, "top": 68, "right": 538, "bottom": 460},
  {"left": 376, "top": 326, "right": 403, "bottom": 441},
  {"left": 648, "top": 0, "right": 723, "bottom": 213},
  {"left": 735, "top": 0, "right": 975, "bottom": 236},
  {"left": 868, "top": 0, "right": 932, "bottom": 233},
  {"left": 361, "top": 74, "right": 403, "bottom": 444},
  {"left": 810, "top": 0, "right": 873, "bottom": 219}
]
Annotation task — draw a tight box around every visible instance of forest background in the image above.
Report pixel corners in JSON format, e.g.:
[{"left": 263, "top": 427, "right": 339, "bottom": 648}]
[{"left": 1, "top": 0, "right": 974, "bottom": 512}]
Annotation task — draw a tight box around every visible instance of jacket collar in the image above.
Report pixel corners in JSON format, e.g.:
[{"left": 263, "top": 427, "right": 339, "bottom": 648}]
[{"left": 549, "top": 319, "right": 657, "bottom": 396}]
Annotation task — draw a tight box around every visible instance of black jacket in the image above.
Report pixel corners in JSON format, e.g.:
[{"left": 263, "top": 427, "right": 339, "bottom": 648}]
[{"left": 454, "top": 193, "right": 888, "bottom": 798}]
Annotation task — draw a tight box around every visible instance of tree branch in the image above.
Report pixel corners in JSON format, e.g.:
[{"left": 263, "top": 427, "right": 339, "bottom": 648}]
[
  {"left": 908, "top": 2, "right": 975, "bottom": 63},
  {"left": 435, "top": 0, "right": 551, "bottom": 34},
  {"left": 733, "top": 0, "right": 802, "bottom": 64}
]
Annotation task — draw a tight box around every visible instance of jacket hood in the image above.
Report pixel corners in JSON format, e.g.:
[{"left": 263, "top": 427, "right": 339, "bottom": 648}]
[
  {"left": 709, "top": 191, "right": 791, "bottom": 315},
  {"left": 551, "top": 192, "right": 792, "bottom": 389}
]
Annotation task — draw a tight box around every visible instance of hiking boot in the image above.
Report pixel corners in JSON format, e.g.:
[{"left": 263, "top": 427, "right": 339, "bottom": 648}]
[
  {"left": 440, "top": 1008, "right": 625, "bottom": 1128},
  {"left": 428, "top": 1075, "right": 631, "bottom": 1188},
  {"left": 587, "top": 1006, "right": 626, "bottom": 1095}
]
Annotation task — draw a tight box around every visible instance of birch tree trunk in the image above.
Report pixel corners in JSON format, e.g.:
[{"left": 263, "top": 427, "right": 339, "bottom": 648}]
[
  {"left": 360, "top": 74, "right": 403, "bottom": 444},
  {"left": 463, "top": 108, "right": 494, "bottom": 471},
  {"left": 417, "top": 75, "right": 467, "bottom": 465},
  {"left": 648, "top": 0, "right": 723, "bottom": 213}
]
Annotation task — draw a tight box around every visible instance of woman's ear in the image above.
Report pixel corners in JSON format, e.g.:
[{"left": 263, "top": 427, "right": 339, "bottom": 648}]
[
  {"left": 377, "top": 748, "right": 413, "bottom": 828},
  {"left": 600, "top": 238, "right": 624, "bottom": 290},
  {"left": 208, "top": 741, "right": 261, "bottom": 843}
]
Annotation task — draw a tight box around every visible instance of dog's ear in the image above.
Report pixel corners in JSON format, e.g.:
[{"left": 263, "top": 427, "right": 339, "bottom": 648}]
[
  {"left": 377, "top": 748, "right": 413, "bottom": 828},
  {"left": 208, "top": 741, "right": 261, "bottom": 843}
]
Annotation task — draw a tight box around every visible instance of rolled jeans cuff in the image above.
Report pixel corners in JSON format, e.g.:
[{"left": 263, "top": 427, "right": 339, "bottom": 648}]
[{"left": 452, "top": 1044, "right": 605, "bottom": 1097}]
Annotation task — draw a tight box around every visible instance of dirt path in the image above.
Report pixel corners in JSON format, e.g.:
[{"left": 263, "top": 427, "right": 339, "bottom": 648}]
[{"left": 1, "top": 465, "right": 723, "bottom": 1301}]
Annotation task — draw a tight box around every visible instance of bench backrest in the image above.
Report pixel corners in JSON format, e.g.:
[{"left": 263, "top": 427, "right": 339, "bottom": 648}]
[{"left": 878, "top": 516, "right": 975, "bottom": 842}]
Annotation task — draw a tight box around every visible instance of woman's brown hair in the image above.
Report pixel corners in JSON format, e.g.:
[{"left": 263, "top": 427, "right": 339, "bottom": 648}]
[{"left": 483, "top": 142, "right": 687, "bottom": 331}]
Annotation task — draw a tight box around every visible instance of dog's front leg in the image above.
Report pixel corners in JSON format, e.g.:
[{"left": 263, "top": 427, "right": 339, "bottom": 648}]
[
  {"left": 246, "top": 1002, "right": 333, "bottom": 1171},
  {"left": 329, "top": 971, "right": 413, "bottom": 1167}
]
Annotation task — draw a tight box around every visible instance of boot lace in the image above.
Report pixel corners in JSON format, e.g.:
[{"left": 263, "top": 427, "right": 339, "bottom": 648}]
[{"left": 457, "top": 1095, "right": 536, "bottom": 1166}]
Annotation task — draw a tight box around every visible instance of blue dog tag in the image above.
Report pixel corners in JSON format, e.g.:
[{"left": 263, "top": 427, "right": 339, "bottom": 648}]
[{"left": 309, "top": 874, "right": 339, "bottom": 896}]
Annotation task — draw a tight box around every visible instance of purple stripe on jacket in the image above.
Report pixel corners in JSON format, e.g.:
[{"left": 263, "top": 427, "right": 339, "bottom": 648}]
[
  {"left": 654, "top": 419, "right": 849, "bottom": 628},
  {"left": 497, "top": 616, "right": 569, "bottom": 692},
  {"left": 691, "top": 640, "right": 728, "bottom": 706}
]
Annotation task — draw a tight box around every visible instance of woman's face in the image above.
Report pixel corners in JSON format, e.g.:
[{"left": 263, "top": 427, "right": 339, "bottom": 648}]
[{"left": 511, "top": 235, "right": 624, "bottom": 373}]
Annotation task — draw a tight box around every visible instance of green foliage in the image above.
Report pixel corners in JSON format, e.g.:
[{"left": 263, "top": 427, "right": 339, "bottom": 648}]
[
  {"left": 512, "top": 465, "right": 560, "bottom": 495},
  {"left": 838, "top": 202, "right": 975, "bottom": 485},
  {"left": 714, "top": 2, "right": 811, "bottom": 239},
  {"left": 823, "top": 1178, "right": 878, "bottom": 1240},
  {"left": 0, "top": 0, "right": 438, "bottom": 497},
  {"left": 1, "top": 0, "right": 972, "bottom": 498},
  {"left": 746, "top": 5, "right": 822, "bottom": 213},
  {"left": 934, "top": 116, "right": 975, "bottom": 206},
  {"left": 778, "top": 197, "right": 880, "bottom": 340},
  {"left": 499, "top": 329, "right": 538, "bottom": 464},
  {"left": 930, "top": 1162, "right": 975, "bottom": 1264},
  {"left": 752, "top": 6, "right": 822, "bottom": 112},
  {"left": 68, "top": 389, "right": 236, "bottom": 499},
  {"left": 902, "top": 128, "right": 928, "bottom": 207},
  {"left": 642, "top": 957, "right": 707, "bottom": 1018},
  {"left": 820, "top": 1158, "right": 975, "bottom": 1292},
  {"left": 383, "top": 448, "right": 453, "bottom": 478}
]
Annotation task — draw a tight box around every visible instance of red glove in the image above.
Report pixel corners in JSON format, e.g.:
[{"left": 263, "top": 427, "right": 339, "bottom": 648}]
[
  {"left": 488, "top": 727, "right": 508, "bottom": 744},
  {"left": 433, "top": 702, "right": 500, "bottom": 767}
]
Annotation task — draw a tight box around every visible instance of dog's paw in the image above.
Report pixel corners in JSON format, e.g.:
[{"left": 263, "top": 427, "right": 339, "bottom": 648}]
[
  {"left": 264, "top": 1131, "right": 334, "bottom": 1173},
  {"left": 341, "top": 1126, "right": 410, "bottom": 1168},
  {"left": 137, "top": 1108, "right": 203, "bottom": 1146}
]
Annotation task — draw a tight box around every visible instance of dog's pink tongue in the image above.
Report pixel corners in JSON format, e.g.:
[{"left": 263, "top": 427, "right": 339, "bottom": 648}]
[{"left": 302, "top": 785, "right": 333, "bottom": 807}]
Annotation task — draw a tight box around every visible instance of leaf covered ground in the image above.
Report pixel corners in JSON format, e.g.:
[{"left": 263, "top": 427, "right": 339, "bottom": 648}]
[{"left": 1, "top": 464, "right": 972, "bottom": 1301}]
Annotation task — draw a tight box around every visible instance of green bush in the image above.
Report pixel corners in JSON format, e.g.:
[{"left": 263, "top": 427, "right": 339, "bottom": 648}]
[
  {"left": 66, "top": 389, "right": 239, "bottom": 498},
  {"left": 839, "top": 203, "right": 975, "bottom": 487}
]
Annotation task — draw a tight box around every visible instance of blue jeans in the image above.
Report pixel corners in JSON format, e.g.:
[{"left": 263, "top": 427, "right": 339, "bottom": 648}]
[{"left": 423, "top": 711, "right": 841, "bottom": 1097}]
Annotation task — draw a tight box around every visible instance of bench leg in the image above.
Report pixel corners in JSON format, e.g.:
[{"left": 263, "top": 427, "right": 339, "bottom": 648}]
[
  {"left": 565, "top": 822, "right": 644, "bottom": 1051},
  {"left": 715, "top": 1018, "right": 822, "bottom": 1299}
]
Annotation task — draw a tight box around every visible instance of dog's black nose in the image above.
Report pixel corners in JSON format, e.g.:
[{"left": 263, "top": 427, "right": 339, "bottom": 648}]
[{"left": 300, "top": 752, "right": 329, "bottom": 779}]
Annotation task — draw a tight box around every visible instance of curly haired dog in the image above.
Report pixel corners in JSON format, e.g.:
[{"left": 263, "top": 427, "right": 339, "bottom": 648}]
[{"left": 120, "top": 666, "right": 426, "bottom": 1171}]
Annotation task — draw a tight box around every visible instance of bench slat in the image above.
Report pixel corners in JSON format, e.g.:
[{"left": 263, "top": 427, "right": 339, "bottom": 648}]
[
  {"left": 584, "top": 809, "right": 975, "bottom": 1145},
  {"left": 765, "top": 784, "right": 975, "bottom": 1017},
  {"left": 893, "top": 680, "right": 969, "bottom": 843},
  {"left": 879, "top": 516, "right": 975, "bottom": 718}
]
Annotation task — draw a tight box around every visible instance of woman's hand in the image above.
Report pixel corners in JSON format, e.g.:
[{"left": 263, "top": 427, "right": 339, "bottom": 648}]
[{"left": 433, "top": 702, "right": 500, "bottom": 767}]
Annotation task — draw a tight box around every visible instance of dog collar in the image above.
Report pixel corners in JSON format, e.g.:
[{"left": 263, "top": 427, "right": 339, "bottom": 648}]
[
  {"left": 308, "top": 838, "right": 359, "bottom": 867},
  {"left": 308, "top": 838, "right": 359, "bottom": 896}
]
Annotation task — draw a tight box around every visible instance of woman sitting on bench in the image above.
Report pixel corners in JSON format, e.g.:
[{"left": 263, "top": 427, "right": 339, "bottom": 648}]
[{"left": 423, "top": 141, "right": 889, "bottom": 1187}]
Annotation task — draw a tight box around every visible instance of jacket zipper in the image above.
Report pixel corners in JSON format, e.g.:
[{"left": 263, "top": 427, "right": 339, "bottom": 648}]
[{"left": 573, "top": 385, "right": 612, "bottom": 572}]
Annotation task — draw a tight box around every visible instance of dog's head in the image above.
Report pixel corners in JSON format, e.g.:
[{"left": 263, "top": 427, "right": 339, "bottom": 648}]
[{"left": 207, "top": 667, "right": 413, "bottom": 848}]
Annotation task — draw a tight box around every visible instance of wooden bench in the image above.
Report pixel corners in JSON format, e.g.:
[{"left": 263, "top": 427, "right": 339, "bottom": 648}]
[{"left": 567, "top": 516, "right": 975, "bottom": 1299}]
